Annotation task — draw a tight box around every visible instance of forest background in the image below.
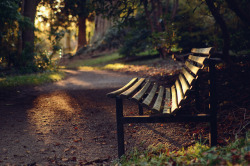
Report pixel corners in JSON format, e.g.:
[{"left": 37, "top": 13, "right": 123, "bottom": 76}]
[{"left": 0, "top": 0, "right": 249, "bottom": 75}]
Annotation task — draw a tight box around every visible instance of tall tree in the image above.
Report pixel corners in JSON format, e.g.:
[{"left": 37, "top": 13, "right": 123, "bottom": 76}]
[
  {"left": 21, "top": 0, "right": 41, "bottom": 67},
  {"left": 205, "top": 0, "right": 230, "bottom": 62},
  {"left": 61, "top": 0, "right": 94, "bottom": 50}
]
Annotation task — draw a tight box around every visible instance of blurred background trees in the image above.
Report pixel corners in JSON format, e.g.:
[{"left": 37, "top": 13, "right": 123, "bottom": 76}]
[{"left": 0, "top": 0, "right": 249, "bottom": 74}]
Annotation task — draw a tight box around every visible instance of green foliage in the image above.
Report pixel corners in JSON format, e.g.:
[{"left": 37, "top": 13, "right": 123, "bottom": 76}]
[
  {"left": 119, "top": 28, "right": 151, "bottom": 57},
  {"left": 115, "top": 132, "right": 250, "bottom": 166},
  {"left": 0, "top": 71, "right": 65, "bottom": 88},
  {"left": 103, "top": 27, "right": 125, "bottom": 49},
  {"left": 0, "top": 0, "right": 33, "bottom": 69}
]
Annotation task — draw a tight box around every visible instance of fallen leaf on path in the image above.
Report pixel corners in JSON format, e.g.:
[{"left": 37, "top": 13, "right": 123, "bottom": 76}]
[
  {"left": 64, "top": 148, "right": 70, "bottom": 152},
  {"left": 70, "top": 150, "right": 76, "bottom": 154},
  {"left": 40, "top": 149, "right": 46, "bottom": 152},
  {"left": 62, "top": 158, "right": 69, "bottom": 162}
]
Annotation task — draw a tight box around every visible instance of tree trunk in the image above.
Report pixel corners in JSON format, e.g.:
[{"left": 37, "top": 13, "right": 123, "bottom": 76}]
[
  {"left": 205, "top": 0, "right": 230, "bottom": 62},
  {"left": 22, "top": 0, "right": 39, "bottom": 65},
  {"left": 91, "top": 14, "right": 112, "bottom": 44},
  {"left": 66, "top": 30, "right": 71, "bottom": 53},
  {"left": 143, "top": 0, "right": 154, "bottom": 33},
  {"left": 77, "top": 15, "right": 87, "bottom": 50},
  {"left": 17, "top": 0, "right": 25, "bottom": 64},
  {"left": 171, "top": 0, "right": 179, "bottom": 20}
]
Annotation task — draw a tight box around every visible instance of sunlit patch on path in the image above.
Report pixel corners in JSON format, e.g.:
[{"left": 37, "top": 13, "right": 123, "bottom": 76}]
[{"left": 27, "top": 91, "right": 82, "bottom": 143}]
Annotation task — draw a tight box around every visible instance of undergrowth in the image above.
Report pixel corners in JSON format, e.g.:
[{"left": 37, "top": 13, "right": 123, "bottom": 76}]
[
  {"left": 0, "top": 71, "right": 65, "bottom": 88},
  {"left": 66, "top": 52, "right": 121, "bottom": 69},
  {"left": 114, "top": 132, "right": 250, "bottom": 166}
]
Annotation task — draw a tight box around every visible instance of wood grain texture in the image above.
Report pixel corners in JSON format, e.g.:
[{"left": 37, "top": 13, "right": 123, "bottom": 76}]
[
  {"left": 152, "top": 86, "right": 164, "bottom": 112},
  {"left": 120, "top": 78, "right": 145, "bottom": 98},
  {"left": 182, "top": 68, "right": 195, "bottom": 85},
  {"left": 191, "top": 47, "right": 214, "bottom": 55},
  {"left": 132, "top": 80, "right": 151, "bottom": 102},
  {"left": 179, "top": 74, "right": 190, "bottom": 95},
  {"left": 107, "top": 78, "right": 138, "bottom": 98},
  {"left": 142, "top": 83, "right": 158, "bottom": 107},
  {"left": 185, "top": 61, "right": 200, "bottom": 75},
  {"left": 171, "top": 85, "right": 178, "bottom": 113},
  {"left": 163, "top": 88, "right": 171, "bottom": 114},
  {"left": 175, "top": 79, "right": 184, "bottom": 104},
  {"left": 188, "top": 55, "right": 207, "bottom": 65}
]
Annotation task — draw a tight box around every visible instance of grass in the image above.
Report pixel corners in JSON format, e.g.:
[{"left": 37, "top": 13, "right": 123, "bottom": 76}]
[
  {"left": 65, "top": 51, "right": 164, "bottom": 72},
  {"left": 114, "top": 132, "right": 250, "bottom": 166},
  {"left": 137, "top": 49, "right": 159, "bottom": 56},
  {"left": 66, "top": 52, "right": 122, "bottom": 69},
  {"left": 0, "top": 71, "right": 65, "bottom": 88}
]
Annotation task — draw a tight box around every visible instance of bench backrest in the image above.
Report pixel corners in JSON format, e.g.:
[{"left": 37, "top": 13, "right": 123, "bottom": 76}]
[{"left": 170, "top": 47, "right": 214, "bottom": 114}]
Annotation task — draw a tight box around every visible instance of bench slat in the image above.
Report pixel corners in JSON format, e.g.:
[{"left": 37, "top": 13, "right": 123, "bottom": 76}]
[
  {"left": 182, "top": 68, "right": 195, "bottom": 85},
  {"left": 163, "top": 88, "right": 171, "bottom": 114},
  {"left": 142, "top": 83, "right": 158, "bottom": 107},
  {"left": 120, "top": 78, "right": 145, "bottom": 98},
  {"left": 132, "top": 80, "right": 151, "bottom": 102},
  {"left": 171, "top": 85, "right": 178, "bottom": 113},
  {"left": 175, "top": 79, "right": 184, "bottom": 105},
  {"left": 179, "top": 74, "right": 190, "bottom": 95},
  {"left": 185, "top": 61, "right": 201, "bottom": 75},
  {"left": 107, "top": 77, "right": 138, "bottom": 98},
  {"left": 188, "top": 55, "right": 207, "bottom": 65},
  {"left": 191, "top": 47, "right": 213, "bottom": 55},
  {"left": 152, "top": 86, "right": 164, "bottom": 112}
]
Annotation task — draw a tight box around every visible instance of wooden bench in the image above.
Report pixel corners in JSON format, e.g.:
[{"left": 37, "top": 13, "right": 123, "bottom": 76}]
[{"left": 107, "top": 47, "right": 219, "bottom": 157}]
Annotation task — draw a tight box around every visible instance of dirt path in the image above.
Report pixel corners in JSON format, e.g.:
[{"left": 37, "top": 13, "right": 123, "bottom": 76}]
[{"left": 0, "top": 69, "right": 190, "bottom": 165}]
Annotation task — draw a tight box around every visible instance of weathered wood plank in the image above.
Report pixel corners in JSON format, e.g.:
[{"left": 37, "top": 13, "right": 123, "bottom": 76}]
[
  {"left": 179, "top": 74, "right": 190, "bottom": 95},
  {"left": 185, "top": 61, "right": 201, "bottom": 75},
  {"left": 152, "top": 86, "right": 164, "bottom": 112},
  {"left": 171, "top": 85, "right": 178, "bottom": 113},
  {"left": 175, "top": 79, "right": 184, "bottom": 104},
  {"left": 163, "top": 88, "right": 171, "bottom": 114},
  {"left": 120, "top": 78, "right": 145, "bottom": 98},
  {"left": 107, "top": 78, "right": 138, "bottom": 98},
  {"left": 191, "top": 47, "right": 214, "bottom": 55},
  {"left": 182, "top": 68, "right": 195, "bottom": 85},
  {"left": 132, "top": 80, "right": 151, "bottom": 102},
  {"left": 142, "top": 83, "right": 158, "bottom": 107},
  {"left": 188, "top": 55, "right": 207, "bottom": 65}
]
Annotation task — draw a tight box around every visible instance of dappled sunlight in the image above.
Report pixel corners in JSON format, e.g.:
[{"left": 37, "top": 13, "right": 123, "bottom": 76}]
[
  {"left": 48, "top": 73, "right": 64, "bottom": 81},
  {"left": 27, "top": 92, "right": 82, "bottom": 143},
  {"left": 78, "top": 66, "right": 96, "bottom": 71},
  {"left": 55, "top": 77, "right": 92, "bottom": 88},
  {"left": 104, "top": 63, "right": 127, "bottom": 70},
  {"left": 103, "top": 63, "right": 152, "bottom": 72},
  {"left": 0, "top": 78, "right": 6, "bottom": 82}
]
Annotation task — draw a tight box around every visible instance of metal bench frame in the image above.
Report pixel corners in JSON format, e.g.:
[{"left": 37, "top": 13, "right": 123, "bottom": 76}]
[{"left": 107, "top": 47, "right": 218, "bottom": 158}]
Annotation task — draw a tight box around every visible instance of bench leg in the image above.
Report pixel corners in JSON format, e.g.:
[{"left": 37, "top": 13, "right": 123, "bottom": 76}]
[
  {"left": 209, "top": 62, "right": 217, "bottom": 147},
  {"left": 195, "top": 79, "right": 201, "bottom": 111},
  {"left": 138, "top": 104, "right": 143, "bottom": 115},
  {"left": 116, "top": 97, "right": 125, "bottom": 158},
  {"left": 210, "top": 118, "right": 217, "bottom": 146}
]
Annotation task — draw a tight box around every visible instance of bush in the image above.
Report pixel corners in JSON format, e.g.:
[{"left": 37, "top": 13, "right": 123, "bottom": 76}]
[
  {"left": 115, "top": 132, "right": 250, "bottom": 166},
  {"left": 119, "top": 28, "right": 151, "bottom": 57}
]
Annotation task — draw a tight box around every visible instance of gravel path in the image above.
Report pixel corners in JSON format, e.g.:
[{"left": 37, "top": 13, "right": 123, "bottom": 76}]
[{"left": 0, "top": 69, "right": 190, "bottom": 165}]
